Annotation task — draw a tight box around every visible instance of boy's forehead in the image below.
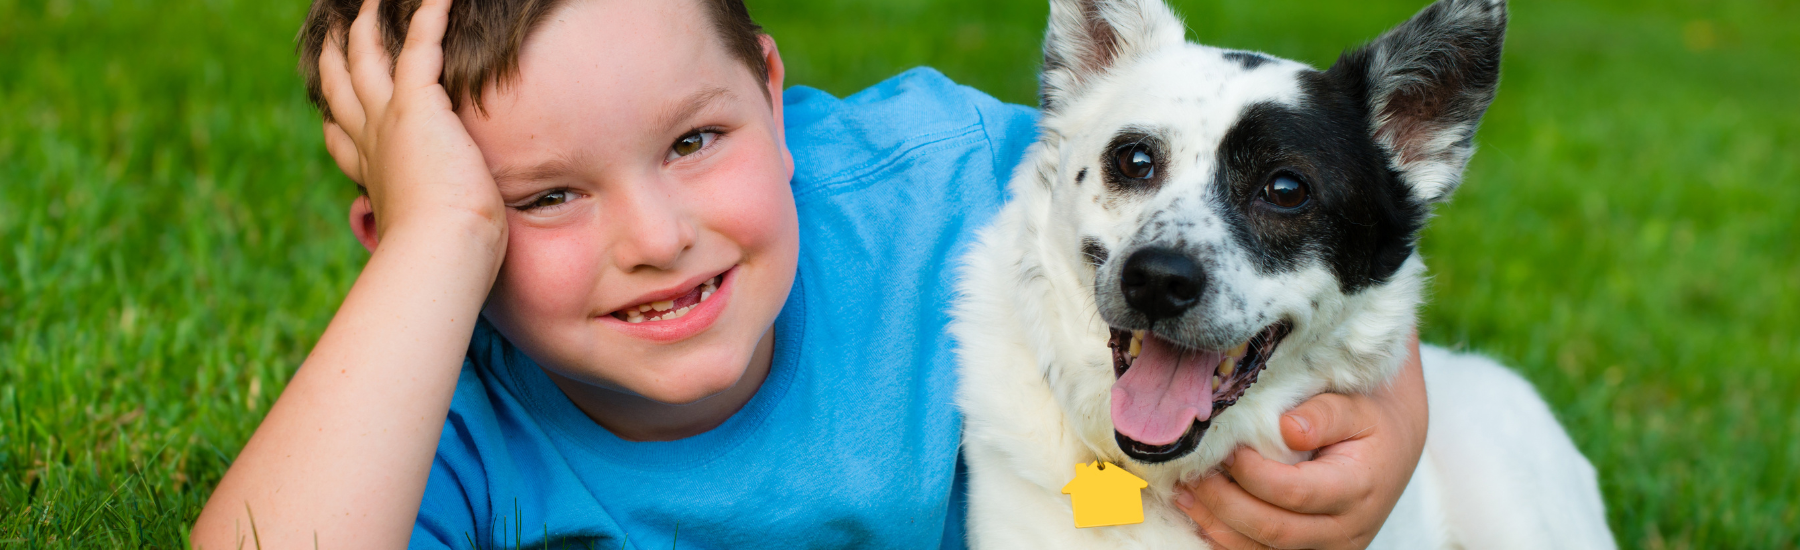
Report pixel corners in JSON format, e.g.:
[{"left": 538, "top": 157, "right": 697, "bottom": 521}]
[{"left": 461, "top": 0, "right": 757, "bottom": 175}]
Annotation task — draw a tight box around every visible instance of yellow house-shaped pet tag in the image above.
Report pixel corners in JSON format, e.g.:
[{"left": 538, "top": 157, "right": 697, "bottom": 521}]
[{"left": 1061, "top": 461, "right": 1148, "bottom": 528}]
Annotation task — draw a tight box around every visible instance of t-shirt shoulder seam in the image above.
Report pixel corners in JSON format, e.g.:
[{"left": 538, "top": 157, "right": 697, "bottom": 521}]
[{"left": 791, "top": 125, "right": 987, "bottom": 203}]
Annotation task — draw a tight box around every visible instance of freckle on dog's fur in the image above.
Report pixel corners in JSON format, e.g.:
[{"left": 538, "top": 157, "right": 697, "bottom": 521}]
[{"left": 953, "top": 0, "right": 1615, "bottom": 548}]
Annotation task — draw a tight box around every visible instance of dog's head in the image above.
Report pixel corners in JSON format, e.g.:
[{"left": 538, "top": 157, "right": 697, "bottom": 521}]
[{"left": 1031, "top": 0, "right": 1506, "bottom": 463}]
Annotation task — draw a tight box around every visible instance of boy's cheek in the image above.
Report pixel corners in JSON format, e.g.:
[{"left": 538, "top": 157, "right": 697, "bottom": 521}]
[
  {"left": 491, "top": 221, "right": 609, "bottom": 320},
  {"left": 700, "top": 143, "right": 802, "bottom": 255}
]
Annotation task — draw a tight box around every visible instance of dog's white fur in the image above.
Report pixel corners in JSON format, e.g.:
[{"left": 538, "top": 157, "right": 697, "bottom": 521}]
[{"left": 951, "top": 0, "right": 1615, "bottom": 547}]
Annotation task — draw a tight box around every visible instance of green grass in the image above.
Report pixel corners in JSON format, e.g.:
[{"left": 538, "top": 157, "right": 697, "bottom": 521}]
[{"left": 1, "top": 0, "right": 1795, "bottom": 546}]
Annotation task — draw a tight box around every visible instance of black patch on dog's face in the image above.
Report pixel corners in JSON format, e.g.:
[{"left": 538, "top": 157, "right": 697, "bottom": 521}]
[
  {"left": 1076, "top": 168, "right": 1089, "bottom": 185},
  {"left": 1212, "top": 72, "right": 1427, "bottom": 292},
  {"left": 1081, "top": 237, "right": 1109, "bottom": 267},
  {"left": 1222, "top": 51, "right": 1272, "bottom": 70}
]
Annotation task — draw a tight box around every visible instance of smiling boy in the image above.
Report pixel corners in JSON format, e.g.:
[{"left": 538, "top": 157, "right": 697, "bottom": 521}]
[{"left": 192, "top": 0, "right": 1430, "bottom": 548}]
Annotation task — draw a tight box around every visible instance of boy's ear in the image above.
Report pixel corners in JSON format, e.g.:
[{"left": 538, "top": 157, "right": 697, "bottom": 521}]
[
  {"left": 1040, "top": 0, "right": 1186, "bottom": 113},
  {"left": 349, "top": 195, "right": 380, "bottom": 253},
  {"left": 1328, "top": 0, "right": 1507, "bottom": 204},
  {"left": 759, "top": 34, "right": 794, "bottom": 179},
  {"left": 759, "top": 34, "right": 786, "bottom": 106}
]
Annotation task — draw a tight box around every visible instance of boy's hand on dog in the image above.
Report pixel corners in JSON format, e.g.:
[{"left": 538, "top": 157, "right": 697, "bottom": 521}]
[
  {"left": 319, "top": 0, "right": 507, "bottom": 253},
  {"left": 1175, "top": 332, "right": 1427, "bottom": 550}
]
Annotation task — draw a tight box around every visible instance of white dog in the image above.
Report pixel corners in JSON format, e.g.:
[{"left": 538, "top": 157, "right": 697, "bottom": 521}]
[{"left": 951, "top": 0, "right": 1616, "bottom": 547}]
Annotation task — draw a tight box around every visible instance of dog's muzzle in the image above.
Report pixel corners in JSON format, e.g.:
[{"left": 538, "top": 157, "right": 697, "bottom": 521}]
[{"left": 1106, "top": 323, "right": 1290, "bottom": 463}]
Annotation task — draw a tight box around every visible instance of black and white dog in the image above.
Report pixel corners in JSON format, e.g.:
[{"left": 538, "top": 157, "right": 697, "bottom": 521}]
[{"left": 951, "top": 0, "right": 1615, "bottom": 547}]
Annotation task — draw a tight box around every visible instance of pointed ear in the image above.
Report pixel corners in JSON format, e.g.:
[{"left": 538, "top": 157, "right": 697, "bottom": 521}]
[
  {"left": 1330, "top": 0, "right": 1506, "bottom": 203},
  {"left": 1040, "top": 0, "right": 1186, "bottom": 113}
]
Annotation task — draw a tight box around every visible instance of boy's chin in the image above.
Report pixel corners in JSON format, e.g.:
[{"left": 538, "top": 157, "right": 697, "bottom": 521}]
[{"left": 561, "top": 342, "right": 763, "bottom": 405}]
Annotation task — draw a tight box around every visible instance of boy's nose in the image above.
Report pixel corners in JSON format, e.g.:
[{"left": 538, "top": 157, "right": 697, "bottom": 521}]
[{"left": 613, "top": 183, "right": 696, "bottom": 271}]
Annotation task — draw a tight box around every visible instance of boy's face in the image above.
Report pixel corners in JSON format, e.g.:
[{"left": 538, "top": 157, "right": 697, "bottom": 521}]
[{"left": 461, "top": 0, "right": 797, "bottom": 406}]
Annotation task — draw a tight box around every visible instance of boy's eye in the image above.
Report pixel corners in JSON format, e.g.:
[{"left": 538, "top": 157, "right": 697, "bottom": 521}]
[
  {"left": 668, "top": 131, "right": 718, "bottom": 161},
  {"left": 526, "top": 190, "right": 569, "bottom": 210}
]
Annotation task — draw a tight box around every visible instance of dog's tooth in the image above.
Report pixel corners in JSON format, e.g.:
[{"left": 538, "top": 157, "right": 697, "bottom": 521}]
[
  {"left": 1230, "top": 341, "right": 1249, "bottom": 357},
  {"left": 1218, "top": 356, "right": 1236, "bottom": 377},
  {"left": 1128, "top": 335, "right": 1142, "bottom": 357},
  {"left": 1212, "top": 375, "right": 1222, "bottom": 389}
]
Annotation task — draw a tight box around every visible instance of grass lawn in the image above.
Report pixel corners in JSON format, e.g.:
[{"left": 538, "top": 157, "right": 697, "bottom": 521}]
[{"left": 2, "top": 0, "right": 1795, "bottom": 546}]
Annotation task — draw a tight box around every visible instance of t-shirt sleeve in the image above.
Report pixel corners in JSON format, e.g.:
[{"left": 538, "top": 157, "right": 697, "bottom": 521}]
[
  {"left": 976, "top": 100, "right": 1042, "bottom": 197},
  {"left": 409, "top": 454, "right": 479, "bottom": 548},
  {"left": 408, "top": 361, "right": 492, "bottom": 549}
]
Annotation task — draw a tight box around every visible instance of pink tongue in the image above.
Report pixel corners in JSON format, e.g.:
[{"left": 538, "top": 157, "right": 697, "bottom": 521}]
[{"left": 1111, "top": 335, "right": 1222, "bottom": 446}]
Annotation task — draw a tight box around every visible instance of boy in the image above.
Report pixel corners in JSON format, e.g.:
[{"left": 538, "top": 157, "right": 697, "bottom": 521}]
[{"left": 193, "top": 0, "right": 1430, "bottom": 548}]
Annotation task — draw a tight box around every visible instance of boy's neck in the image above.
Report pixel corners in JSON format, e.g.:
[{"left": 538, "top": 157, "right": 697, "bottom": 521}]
[{"left": 546, "top": 329, "right": 777, "bottom": 442}]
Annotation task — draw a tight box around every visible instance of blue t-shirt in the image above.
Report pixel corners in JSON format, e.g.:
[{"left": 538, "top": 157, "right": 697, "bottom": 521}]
[{"left": 411, "top": 68, "right": 1039, "bottom": 549}]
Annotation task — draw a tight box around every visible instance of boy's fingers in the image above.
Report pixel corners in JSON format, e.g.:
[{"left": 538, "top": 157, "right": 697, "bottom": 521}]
[
  {"left": 1176, "top": 492, "right": 1276, "bottom": 550},
  {"left": 1188, "top": 471, "right": 1344, "bottom": 549},
  {"left": 323, "top": 121, "right": 365, "bottom": 184},
  {"left": 1281, "top": 392, "right": 1376, "bottom": 452},
  {"left": 1223, "top": 446, "right": 1365, "bottom": 515},
  {"left": 318, "top": 30, "right": 367, "bottom": 139},
  {"left": 346, "top": 0, "right": 395, "bottom": 112},
  {"left": 393, "top": 0, "right": 452, "bottom": 90}
]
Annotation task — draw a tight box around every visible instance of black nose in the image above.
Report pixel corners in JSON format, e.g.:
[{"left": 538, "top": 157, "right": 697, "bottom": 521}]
[{"left": 1120, "top": 247, "right": 1203, "bottom": 320}]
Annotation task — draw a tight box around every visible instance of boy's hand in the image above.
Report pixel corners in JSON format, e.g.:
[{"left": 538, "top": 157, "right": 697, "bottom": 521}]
[
  {"left": 1174, "top": 333, "right": 1428, "bottom": 550},
  {"left": 320, "top": 0, "right": 505, "bottom": 244}
]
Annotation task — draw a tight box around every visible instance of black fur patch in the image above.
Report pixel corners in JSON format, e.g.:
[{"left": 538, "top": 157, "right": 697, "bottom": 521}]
[
  {"left": 1076, "top": 168, "right": 1089, "bottom": 184},
  {"left": 1081, "top": 237, "right": 1110, "bottom": 267},
  {"left": 1222, "top": 51, "right": 1272, "bottom": 70},
  {"left": 1212, "top": 84, "right": 1427, "bottom": 292}
]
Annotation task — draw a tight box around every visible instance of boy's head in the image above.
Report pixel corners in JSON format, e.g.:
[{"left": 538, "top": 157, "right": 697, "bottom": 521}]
[{"left": 301, "top": 0, "right": 800, "bottom": 436}]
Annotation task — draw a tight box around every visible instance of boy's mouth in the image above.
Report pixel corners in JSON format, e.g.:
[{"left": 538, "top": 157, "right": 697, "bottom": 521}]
[{"left": 610, "top": 274, "right": 725, "bottom": 323}]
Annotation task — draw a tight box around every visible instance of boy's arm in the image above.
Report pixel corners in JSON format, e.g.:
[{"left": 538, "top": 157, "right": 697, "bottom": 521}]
[
  {"left": 1175, "top": 333, "right": 1429, "bottom": 550},
  {"left": 191, "top": 1, "right": 499, "bottom": 547}
]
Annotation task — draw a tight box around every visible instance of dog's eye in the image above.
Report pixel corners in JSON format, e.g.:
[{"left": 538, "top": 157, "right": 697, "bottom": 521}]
[
  {"left": 1261, "top": 173, "right": 1310, "bottom": 209},
  {"left": 1114, "top": 144, "right": 1155, "bottom": 180}
]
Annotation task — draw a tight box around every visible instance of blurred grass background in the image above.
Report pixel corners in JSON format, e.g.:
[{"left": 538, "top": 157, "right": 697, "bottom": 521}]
[{"left": 1, "top": 0, "right": 1794, "bottom": 546}]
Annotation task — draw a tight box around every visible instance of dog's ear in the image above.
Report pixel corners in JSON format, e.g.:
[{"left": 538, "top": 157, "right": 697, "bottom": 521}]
[
  {"left": 1040, "top": 0, "right": 1186, "bottom": 113},
  {"left": 1329, "top": 0, "right": 1506, "bottom": 204}
]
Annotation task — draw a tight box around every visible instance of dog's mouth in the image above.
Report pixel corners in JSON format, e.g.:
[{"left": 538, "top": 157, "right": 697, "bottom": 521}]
[{"left": 1106, "top": 322, "right": 1291, "bottom": 463}]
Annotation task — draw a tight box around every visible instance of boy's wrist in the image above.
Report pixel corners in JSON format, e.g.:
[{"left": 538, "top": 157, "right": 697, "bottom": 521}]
[{"left": 374, "top": 211, "right": 508, "bottom": 276}]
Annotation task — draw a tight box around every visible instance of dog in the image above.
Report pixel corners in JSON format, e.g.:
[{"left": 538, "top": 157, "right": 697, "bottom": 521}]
[{"left": 950, "top": 0, "right": 1616, "bottom": 547}]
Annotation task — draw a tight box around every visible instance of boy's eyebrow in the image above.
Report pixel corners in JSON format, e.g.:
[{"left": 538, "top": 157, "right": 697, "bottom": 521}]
[
  {"left": 657, "top": 86, "right": 736, "bottom": 132},
  {"left": 491, "top": 157, "right": 582, "bottom": 189}
]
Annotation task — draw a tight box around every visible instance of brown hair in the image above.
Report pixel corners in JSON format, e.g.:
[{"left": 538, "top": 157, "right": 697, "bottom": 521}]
[{"left": 297, "top": 0, "right": 769, "bottom": 121}]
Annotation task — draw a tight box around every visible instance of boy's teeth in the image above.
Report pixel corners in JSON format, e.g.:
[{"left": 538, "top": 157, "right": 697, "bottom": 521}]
[{"left": 621, "top": 274, "right": 725, "bottom": 321}]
